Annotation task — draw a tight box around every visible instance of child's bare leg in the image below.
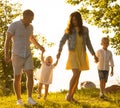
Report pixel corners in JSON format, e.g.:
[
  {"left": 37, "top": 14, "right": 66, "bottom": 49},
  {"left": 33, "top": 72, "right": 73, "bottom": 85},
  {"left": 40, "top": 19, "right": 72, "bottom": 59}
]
[
  {"left": 44, "top": 84, "right": 49, "bottom": 100},
  {"left": 38, "top": 82, "right": 42, "bottom": 98},
  {"left": 100, "top": 80, "right": 106, "bottom": 94},
  {"left": 100, "top": 79, "right": 106, "bottom": 98}
]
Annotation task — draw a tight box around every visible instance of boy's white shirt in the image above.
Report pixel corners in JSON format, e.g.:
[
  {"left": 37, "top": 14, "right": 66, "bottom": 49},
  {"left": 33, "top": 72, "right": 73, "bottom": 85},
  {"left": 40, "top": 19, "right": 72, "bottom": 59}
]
[{"left": 96, "top": 49, "right": 114, "bottom": 71}]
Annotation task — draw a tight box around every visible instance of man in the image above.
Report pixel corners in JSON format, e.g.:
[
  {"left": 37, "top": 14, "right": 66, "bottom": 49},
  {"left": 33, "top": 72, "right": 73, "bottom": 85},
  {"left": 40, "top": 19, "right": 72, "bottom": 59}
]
[{"left": 4, "top": 9, "right": 45, "bottom": 106}]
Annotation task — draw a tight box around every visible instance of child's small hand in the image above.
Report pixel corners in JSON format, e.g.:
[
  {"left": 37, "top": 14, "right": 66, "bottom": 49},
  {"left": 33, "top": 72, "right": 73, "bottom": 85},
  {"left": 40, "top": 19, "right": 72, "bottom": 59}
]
[
  {"left": 54, "top": 58, "right": 59, "bottom": 66},
  {"left": 94, "top": 55, "right": 99, "bottom": 63},
  {"left": 56, "top": 52, "right": 61, "bottom": 59},
  {"left": 110, "top": 71, "right": 113, "bottom": 77},
  {"left": 95, "top": 60, "right": 99, "bottom": 63},
  {"left": 40, "top": 46, "right": 45, "bottom": 52}
]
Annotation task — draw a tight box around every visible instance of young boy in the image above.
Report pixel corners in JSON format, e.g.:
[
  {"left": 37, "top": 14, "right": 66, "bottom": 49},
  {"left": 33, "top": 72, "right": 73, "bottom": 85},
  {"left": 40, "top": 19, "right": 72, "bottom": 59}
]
[{"left": 95, "top": 37, "right": 114, "bottom": 98}]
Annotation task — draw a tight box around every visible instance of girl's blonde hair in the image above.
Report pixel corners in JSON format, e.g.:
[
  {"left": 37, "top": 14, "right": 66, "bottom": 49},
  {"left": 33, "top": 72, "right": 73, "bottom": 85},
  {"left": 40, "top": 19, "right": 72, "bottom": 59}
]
[{"left": 45, "top": 56, "right": 53, "bottom": 63}]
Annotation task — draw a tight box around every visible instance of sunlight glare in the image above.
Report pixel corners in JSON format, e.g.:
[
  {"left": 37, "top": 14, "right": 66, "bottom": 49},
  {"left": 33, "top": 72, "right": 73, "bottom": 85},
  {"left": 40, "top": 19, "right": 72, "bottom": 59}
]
[{"left": 10, "top": 0, "right": 120, "bottom": 92}]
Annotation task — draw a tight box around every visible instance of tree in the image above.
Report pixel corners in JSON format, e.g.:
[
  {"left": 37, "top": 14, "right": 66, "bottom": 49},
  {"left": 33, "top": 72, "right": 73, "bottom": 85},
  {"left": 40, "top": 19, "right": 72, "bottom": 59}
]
[
  {"left": 0, "top": 0, "right": 22, "bottom": 95},
  {"left": 66, "top": 0, "right": 120, "bottom": 55}
]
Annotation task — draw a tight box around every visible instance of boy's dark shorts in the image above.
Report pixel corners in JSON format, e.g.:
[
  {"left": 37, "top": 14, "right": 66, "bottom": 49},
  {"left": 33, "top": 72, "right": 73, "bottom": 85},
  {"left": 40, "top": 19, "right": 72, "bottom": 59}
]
[{"left": 98, "top": 70, "right": 109, "bottom": 82}]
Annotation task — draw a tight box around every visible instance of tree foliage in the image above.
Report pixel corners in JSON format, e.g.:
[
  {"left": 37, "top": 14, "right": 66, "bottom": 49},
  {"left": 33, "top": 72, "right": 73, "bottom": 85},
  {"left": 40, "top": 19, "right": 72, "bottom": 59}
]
[
  {"left": 66, "top": 0, "right": 120, "bottom": 55},
  {"left": 0, "top": 0, "right": 22, "bottom": 95}
]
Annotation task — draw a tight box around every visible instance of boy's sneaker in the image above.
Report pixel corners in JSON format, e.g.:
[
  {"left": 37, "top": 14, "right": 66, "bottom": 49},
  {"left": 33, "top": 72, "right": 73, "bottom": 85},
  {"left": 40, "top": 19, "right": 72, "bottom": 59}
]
[
  {"left": 28, "top": 97, "right": 37, "bottom": 105},
  {"left": 17, "top": 99, "right": 24, "bottom": 106}
]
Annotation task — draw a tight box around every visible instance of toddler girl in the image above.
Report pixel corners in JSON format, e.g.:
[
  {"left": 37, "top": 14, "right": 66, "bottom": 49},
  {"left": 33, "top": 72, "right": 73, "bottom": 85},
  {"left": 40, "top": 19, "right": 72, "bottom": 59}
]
[{"left": 35, "top": 51, "right": 59, "bottom": 100}]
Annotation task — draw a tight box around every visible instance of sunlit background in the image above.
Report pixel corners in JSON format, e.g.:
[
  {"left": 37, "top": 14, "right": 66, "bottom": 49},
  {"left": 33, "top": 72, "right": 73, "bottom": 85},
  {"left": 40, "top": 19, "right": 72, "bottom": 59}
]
[{"left": 12, "top": 0, "right": 120, "bottom": 92}]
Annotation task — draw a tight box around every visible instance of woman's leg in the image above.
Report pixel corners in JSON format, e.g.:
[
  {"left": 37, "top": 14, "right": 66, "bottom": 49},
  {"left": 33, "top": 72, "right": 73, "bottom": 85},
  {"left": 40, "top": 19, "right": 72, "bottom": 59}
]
[
  {"left": 71, "top": 71, "right": 81, "bottom": 98},
  {"left": 67, "top": 69, "right": 81, "bottom": 101}
]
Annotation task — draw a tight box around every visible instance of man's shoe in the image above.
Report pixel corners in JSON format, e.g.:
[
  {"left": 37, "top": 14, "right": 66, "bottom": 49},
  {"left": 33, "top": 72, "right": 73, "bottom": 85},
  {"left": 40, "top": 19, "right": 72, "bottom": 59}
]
[
  {"left": 28, "top": 97, "right": 37, "bottom": 105},
  {"left": 17, "top": 99, "right": 24, "bottom": 106}
]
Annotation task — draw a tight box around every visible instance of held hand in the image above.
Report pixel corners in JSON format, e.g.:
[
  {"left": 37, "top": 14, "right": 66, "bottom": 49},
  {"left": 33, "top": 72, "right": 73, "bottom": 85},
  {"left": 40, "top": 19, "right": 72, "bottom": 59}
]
[
  {"left": 94, "top": 55, "right": 99, "bottom": 63},
  {"left": 42, "top": 49, "right": 45, "bottom": 54},
  {"left": 56, "top": 52, "right": 61, "bottom": 59},
  {"left": 40, "top": 46, "right": 45, "bottom": 52},
  {"left": 53, "top": 58, "right": 59, "bottom": 66},
  {"left": 56, "top": 58, "right": 59, "bottom": 65},
  {"left": 110, "top": 71, "right": 113, "bottom": 77}
]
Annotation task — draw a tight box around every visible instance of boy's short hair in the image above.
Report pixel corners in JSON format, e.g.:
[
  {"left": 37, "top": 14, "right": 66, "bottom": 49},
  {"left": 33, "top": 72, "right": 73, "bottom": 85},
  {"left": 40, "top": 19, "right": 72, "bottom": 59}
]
[
  {"left": 23, "top": 9, "right": 34, "bottom": 17},
  {"left": 101, "top": 37, "right": 109, "bottom": 42}
]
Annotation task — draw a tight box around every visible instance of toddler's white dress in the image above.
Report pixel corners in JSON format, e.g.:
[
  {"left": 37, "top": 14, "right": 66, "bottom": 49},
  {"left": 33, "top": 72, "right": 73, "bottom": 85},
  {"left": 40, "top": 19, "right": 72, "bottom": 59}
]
[{"left": 35, "top": 62, "right": 55, "bottom": 84}]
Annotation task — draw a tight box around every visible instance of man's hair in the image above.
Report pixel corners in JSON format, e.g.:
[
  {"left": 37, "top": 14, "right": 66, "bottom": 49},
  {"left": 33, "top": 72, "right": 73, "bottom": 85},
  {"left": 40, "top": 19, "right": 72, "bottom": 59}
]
[{"left": 23, "top": 9, "right": 34, "bottom": 17}]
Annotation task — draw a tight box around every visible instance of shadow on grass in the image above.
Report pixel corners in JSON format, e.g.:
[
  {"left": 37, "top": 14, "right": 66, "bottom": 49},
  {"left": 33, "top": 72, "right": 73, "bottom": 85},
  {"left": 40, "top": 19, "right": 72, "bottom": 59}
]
[
  {"left": 43, "top": 100, "right": 65, "bottom": 108},
  {"left": 23, "top": 100, "right": 63, "bottom": 108},
  {"left": 24, "top": 104, "right": 44, "bottom": 108},
  {"left": 98, "top": 95, "right": 120, "bottom": 107},
  {"left": 108, "top": 97, "right": 120, "bottom": 102}
]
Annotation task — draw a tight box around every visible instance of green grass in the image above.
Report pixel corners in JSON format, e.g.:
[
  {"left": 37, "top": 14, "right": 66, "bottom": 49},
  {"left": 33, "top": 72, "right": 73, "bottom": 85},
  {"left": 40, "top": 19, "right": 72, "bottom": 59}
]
[{"left": 0, "top": 88, "right": 120, "bottom": 108}]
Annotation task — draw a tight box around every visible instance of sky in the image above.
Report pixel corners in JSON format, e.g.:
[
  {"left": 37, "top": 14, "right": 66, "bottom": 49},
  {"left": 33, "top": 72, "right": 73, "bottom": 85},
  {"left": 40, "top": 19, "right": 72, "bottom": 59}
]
[{"left": 11, "top": 0, "right": 120, "bottom": 92}]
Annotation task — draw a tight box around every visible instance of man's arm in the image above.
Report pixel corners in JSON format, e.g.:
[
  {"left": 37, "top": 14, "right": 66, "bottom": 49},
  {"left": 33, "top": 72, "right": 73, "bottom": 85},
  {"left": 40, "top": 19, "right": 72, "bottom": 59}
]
[
  {"left": 29, "top": 35, "right": 45, "bottom": 52},
  {"left": 4, "top": 32, "right": 12, "bottom": 63}
]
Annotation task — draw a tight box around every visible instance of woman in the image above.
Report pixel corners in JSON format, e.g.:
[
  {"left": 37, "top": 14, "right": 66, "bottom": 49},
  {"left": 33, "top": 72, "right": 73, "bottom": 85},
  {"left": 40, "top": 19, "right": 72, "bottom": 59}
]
[{"left": 56, "top": 11, "right": 98, "bottom": 102}]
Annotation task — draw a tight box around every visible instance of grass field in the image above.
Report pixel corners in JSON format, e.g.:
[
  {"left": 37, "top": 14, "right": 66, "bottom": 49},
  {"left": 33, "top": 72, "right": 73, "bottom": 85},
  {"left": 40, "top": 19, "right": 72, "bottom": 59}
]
[{"left": 0, "top": 88, "right": 120, "bottom": 108}]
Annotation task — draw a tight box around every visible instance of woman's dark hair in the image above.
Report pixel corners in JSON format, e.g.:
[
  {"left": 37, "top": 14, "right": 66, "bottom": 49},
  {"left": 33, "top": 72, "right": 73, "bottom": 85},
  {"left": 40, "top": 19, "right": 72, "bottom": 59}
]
[{"left": 65, "top": 11, "right": 83, "bottom": 35}]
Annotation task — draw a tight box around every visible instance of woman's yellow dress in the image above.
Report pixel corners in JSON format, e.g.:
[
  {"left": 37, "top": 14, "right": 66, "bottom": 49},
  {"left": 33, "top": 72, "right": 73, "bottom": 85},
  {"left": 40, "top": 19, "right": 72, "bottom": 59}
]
[{"left": 66, "top": 33, "right": 89, "bottom": 71}]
